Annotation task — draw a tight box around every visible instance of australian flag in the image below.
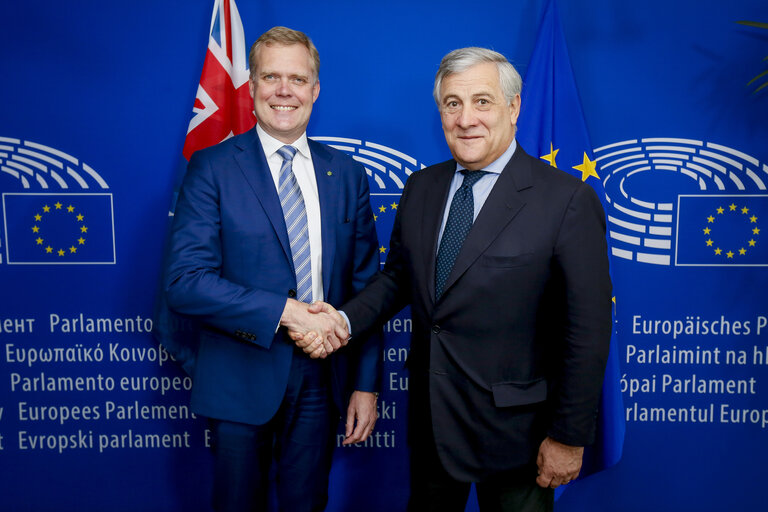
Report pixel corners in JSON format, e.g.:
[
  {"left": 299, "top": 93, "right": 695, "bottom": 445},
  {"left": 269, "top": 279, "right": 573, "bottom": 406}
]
[
  {"left": 153, "top": 0, "right": 255, "bottom": 375},
  {"left": 182, "top": 0, "right": 255, "bottom": 162},
  {"left": 516, "top": 0, "right": 625, "bottom": 490}
]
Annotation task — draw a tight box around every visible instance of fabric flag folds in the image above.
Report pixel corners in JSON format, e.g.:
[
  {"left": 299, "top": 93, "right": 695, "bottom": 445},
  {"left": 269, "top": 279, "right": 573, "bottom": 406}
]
[
  {"left": 516, "top": 0, "right": 625, "bottom": 492},
  {"left": 152, "top": 0, "right": 255, "bottom": 375},
  {"left": 182, "top": 0, "right": 254, "bottom": 162}
]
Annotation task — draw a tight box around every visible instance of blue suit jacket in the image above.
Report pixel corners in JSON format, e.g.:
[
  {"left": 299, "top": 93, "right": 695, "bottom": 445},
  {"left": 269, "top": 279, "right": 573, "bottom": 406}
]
[{"left": 162, "top": 127, "right": 381, "bottom": 426}]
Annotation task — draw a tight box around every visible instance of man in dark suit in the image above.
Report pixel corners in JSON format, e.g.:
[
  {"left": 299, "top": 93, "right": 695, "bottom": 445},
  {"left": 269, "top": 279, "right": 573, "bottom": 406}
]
[
  {"left": 296, "top": 47, "right": 612, "bottom": 511},
  {"left": 163, "top": 27, "right": 381, "bottom": 512}
]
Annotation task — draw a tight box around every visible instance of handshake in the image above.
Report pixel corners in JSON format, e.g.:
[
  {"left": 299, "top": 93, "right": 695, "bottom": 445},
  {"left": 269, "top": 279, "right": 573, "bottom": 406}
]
[{"left": 280, "top": 299, "right": 348, "bottom": 359}]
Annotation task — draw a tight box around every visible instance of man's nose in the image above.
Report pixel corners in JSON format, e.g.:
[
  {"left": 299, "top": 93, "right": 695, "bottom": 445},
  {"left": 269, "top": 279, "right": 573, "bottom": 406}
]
[
  {"left": 275, "top": 78, "right": 292, "bottom": 96},
  {"left": 456, "top": 106, "right": 477, "bottom": 128}
]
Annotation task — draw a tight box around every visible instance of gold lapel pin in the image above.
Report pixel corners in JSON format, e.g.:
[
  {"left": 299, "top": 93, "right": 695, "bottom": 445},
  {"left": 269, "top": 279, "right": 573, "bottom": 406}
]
[{"left": 326, "top": 171, "right": 333, "bottom": 176}]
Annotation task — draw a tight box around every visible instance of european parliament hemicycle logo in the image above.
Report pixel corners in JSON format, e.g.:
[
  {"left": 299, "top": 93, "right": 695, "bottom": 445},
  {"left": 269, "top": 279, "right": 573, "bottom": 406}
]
[
  {"left": 0, "top": 137, "right": 115, "bottom": 265},
  {"left": 311, "top": 137, "right": 426, "bottom": 265},
  {"left": 594, "top": 138, "right": 766, "bottom": 266}
]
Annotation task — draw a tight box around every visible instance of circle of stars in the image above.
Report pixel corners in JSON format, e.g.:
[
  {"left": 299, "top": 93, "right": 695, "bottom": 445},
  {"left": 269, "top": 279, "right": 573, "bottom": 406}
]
[
  {"left": 702, "top": 203, "right": 759, "bottom": 259},
  {"left": 31, "top": 201, "right": 88, "bottom": 257}
]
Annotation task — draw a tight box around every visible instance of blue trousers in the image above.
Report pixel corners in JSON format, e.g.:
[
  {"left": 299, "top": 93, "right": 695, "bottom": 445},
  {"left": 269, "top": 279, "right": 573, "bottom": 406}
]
[{"left": 209, "top": 351, "right": 334, "bottom": 512}]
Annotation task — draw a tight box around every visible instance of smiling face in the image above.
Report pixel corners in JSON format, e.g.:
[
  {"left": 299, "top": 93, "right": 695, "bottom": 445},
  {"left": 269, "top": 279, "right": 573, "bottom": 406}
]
[
  {"left": 249, "top": 43, "right": 320, "bottom": 144},
  {"left": 439, "top": 62, "right": 520, "bottom": 170}
]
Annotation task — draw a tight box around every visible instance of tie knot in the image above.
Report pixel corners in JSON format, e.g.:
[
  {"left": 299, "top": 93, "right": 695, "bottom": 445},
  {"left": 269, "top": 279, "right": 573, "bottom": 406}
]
[
  {"left": 460, "top": 170, "right": 488, "bottom": 188},
  {"left": 277, "top": 145, "right": 298, "bottom": 162}
]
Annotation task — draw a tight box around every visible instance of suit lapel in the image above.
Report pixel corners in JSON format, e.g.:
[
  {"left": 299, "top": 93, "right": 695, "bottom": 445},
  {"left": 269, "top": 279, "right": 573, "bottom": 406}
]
[
  {"left": 421, "top": 161, "right": 456, "bottom": 304},
  {"left": 440, "top": 146, "right": 532, "bottom": 296},
  {"left": 308, "top": 139, "right": 339, "bottom": 301},
  {"left": 233, "top": 129, "right": 293, "bottom": 267}
]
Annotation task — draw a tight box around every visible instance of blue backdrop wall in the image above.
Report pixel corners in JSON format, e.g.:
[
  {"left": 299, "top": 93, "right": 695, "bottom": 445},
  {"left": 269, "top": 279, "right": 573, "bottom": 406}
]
[{"left": 2, "top": 1, "right": 767, "bottom": 511}]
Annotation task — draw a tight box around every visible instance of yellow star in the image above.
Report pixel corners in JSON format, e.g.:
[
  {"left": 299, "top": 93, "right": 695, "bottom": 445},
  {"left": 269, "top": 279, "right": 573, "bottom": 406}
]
[
  {"left": 378, "top": 205, "right": 387, "bottom": 213},
  {"left": 703, "top": 227, "right": 711, "bottom": 235},
  {"left": 45, "top": 246, "right": 53, "bottom": 253},
  {"left": 706, "top": 239, "right": 713, "bottom": 246},
  {"left": 707, "top": 216, "right": 715, "bottom": 223},
  {"left": 715, "top": 248, "right": 722, "bottom": 255},
  {"left": 726, "top": 251, "right": 734, "bottom": 258},
  {"left": 739, "top": 248, "right": 747, "bottom": 255},
  {"left": 69, "top": 246, "right": 77, "bottom": 254},
  {"left": 729, "top": 203, "right": 737, "bottom": 211},
  {"left": 754, "top": 227, "right": 761, "bottom": 235},
  {"left": 750, "top": 215, "right": 757, "bottom": 223},
  {"left": 390, "top": 202, "right": 398, "bottom": 210},
  {"left": 57, "top": 249, "right": 65, "bottom": 256},
  {"left": 749, "top": 239, "right": 756, "bottom": 247},
  {"left": 32, "top": 225, "right": 40, "bottom": 233},
  {"left": 67, "top": 205, "right": 75, "bottom": 213},
  {"left": 81, "top": 226, "right": 88, "bottom": 233},
  {"left": 716, "top": 207, "right": 724, "bottom": 214},
  {"left": 77, "top": 214, "right": 84, "bottom": 221},
  {"left": 78, "top": 237, "right": 85, "bottom": 245},
  {"left": 54, "top": 202, "right": 62, "bottom": 209},
  {"left": 742, "top": 206, "right": 749, "bottom": 214},
  {"left": 43, "top": 205, "right": 50, "bottom": 212},
  {"left": 34, "top": 214, "right": 42, "bottom": 221},
  {"left": 373, "top": 214, "right": 378, "bottom": 222},
  {"left": 379, "top": 246, "right": 387, "bottom": 254},
  {"left": 573, "top": 152, "right": 599, "bottom": 182},
  {"left": 540, "top": 143, "right": 559, "bottom": 168},
  {"left": 35, "top": 237, "right": 43, "bottom": 245}
]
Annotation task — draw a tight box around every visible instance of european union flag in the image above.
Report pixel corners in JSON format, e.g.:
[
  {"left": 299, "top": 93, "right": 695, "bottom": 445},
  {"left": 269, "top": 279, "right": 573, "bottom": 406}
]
[
  {"left": 676, "top": 195, "right": 767, "bottom": 266},
  {"left": 2, "top": 193, "right": 115, "bottom": 264},
  {"left": 516, "top": 0, "right": 624, "bottom": 488}
]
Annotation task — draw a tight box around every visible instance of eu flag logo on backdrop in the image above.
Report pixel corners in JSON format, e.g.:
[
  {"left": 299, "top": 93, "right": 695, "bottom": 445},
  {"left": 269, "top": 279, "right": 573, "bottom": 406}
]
[
  {"left": 2, "top": 193, "right": 115, "bottom": 264},
  {"left": 676, "top": 195, "right": 767, "bottom": 266},
  {"left": 516, "top": 0, "right": 625, "bottom": 488}
]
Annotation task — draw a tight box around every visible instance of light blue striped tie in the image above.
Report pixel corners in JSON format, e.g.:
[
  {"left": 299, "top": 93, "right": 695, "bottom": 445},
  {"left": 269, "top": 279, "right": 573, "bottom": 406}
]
[{"left": 277, "top": 145, "right": 312, "bottom": 303}]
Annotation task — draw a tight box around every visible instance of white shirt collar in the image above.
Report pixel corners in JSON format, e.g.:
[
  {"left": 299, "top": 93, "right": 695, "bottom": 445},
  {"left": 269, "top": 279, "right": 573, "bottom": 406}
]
[
  {"left": 455, "top": 138, "right": 517, "bottom": 175},
  {"left": 256, "top": 123, "right": 311, "bottom": 160}
]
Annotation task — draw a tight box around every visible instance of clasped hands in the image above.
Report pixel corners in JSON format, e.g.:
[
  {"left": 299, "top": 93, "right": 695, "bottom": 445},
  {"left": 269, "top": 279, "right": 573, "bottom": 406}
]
[{"left": 280, "top": 299, "right": 346, "bottom": 359}]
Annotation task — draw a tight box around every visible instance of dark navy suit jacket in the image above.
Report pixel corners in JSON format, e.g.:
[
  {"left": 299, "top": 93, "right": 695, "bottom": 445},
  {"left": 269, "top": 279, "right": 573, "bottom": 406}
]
[
  {"left": 162, "top": 127, "right": 381, "bottom": 426},
  {"left": 343, "top": 145, "right": 612, "bottom": 481}
]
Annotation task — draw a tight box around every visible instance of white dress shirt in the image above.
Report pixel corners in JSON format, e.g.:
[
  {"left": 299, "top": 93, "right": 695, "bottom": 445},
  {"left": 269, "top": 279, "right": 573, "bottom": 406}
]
[{"left": 256, "top": 124, "right": 324, "bottom": 302}]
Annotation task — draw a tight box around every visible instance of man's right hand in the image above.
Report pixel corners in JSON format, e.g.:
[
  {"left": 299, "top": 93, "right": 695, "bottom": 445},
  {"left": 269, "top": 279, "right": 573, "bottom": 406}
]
[
  {"left": 287, "top": 301, "right": 347, "bottom": 359},
  {"left": 280, "top": 299, "right": 348, "bottom": 359}
]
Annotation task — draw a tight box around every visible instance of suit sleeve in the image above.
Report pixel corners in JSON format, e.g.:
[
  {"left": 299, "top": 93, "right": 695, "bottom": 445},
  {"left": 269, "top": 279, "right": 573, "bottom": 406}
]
[
  {"left": 343, "top": 171, "right": 415, "bottom": 340},
  {"left": 347, "top": 162, "right": 384, "bottom": 392},
  {"left": 547, "top": 182, "right": 613, "bottom": 446},
  {"left": 163, "top": 151, "right": 287, "bottom": 350}
]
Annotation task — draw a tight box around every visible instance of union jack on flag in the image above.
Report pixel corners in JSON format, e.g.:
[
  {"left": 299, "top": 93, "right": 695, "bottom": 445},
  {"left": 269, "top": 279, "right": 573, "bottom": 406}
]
[
  {"left": 182, "top": 0, "right": 255, "bottom": 161},
  {"left": 154, "top": 0, "right": 255, "bottom": 371}
]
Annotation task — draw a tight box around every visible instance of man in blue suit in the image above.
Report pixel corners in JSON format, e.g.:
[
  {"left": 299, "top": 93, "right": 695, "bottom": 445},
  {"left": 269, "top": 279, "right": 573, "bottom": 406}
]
[{"left": 164, "top": 26, "right": 381, "bottom": 512}]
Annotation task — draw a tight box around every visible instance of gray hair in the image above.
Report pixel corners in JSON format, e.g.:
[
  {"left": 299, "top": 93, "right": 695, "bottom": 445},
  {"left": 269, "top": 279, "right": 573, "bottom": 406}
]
[{"left": 433, "top": 47, "right": 522, "bottom": 106}]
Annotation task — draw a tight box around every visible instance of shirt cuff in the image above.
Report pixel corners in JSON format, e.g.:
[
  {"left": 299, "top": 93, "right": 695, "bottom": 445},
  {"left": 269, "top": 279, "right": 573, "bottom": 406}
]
[{"left": 338, "top": 310, "right": 352, "bottom": 338}]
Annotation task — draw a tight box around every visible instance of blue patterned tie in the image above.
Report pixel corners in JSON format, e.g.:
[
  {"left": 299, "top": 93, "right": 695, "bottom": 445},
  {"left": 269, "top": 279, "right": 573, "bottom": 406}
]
[
  {"left": 435, "top": 170, "right": 488, "bottom": 299},
  {"left": 277, "top": 145, "right": 312, "bottom": 303}
]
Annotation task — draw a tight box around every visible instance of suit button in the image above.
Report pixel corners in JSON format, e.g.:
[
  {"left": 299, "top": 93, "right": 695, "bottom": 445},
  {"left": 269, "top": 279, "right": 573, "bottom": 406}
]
[
  {"left": 432, "top": 325, "right": 441, "bottom": 334},
  {"left": 288, "top": 289, "right": 297, "bottom": 298}
]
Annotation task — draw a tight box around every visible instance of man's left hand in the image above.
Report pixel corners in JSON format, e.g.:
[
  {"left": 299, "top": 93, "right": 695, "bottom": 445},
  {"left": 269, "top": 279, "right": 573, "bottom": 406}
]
[
  {"left": 535, "top": 436, "right": 584, "bottom": 488},
  {"left": 342, "top": 391, "right": 377, "bottom": 445}
]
